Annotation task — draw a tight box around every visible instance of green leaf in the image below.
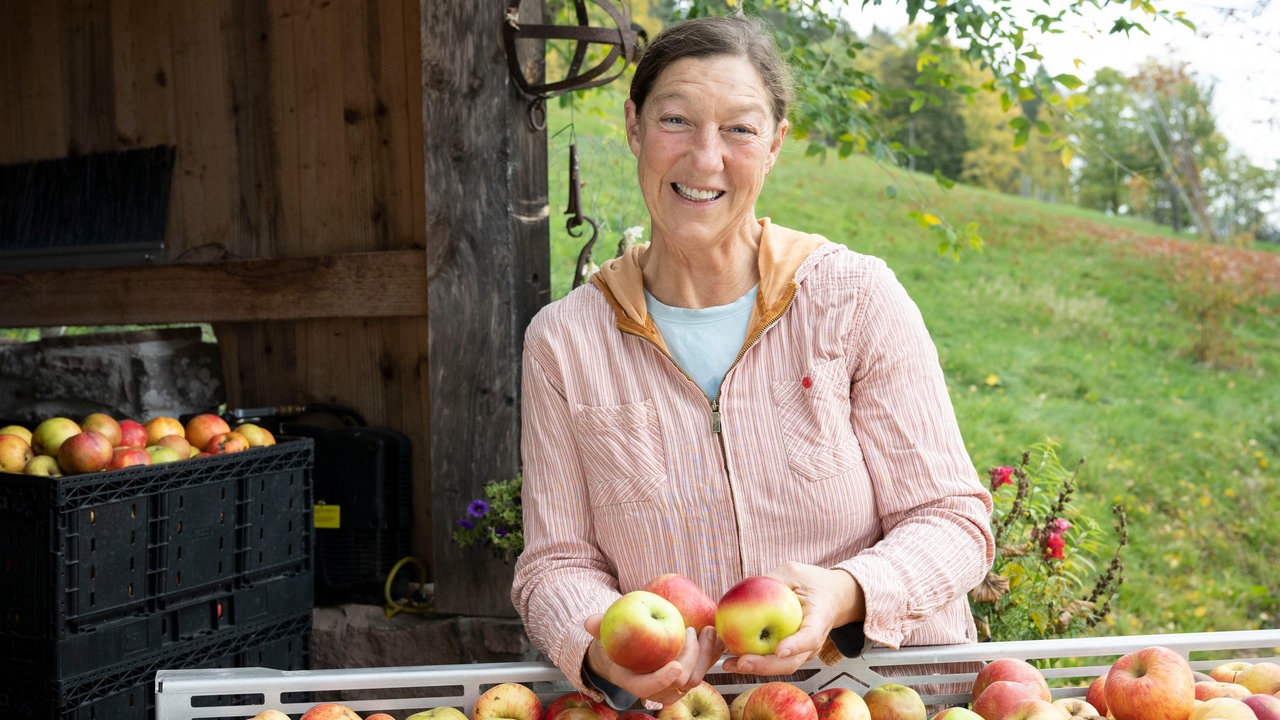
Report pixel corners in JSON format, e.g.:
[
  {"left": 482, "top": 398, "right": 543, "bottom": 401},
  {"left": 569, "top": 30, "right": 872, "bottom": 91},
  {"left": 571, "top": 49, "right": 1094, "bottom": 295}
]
[{"left": 1053, "top": 73, "right": 1084, "bottom": 89}]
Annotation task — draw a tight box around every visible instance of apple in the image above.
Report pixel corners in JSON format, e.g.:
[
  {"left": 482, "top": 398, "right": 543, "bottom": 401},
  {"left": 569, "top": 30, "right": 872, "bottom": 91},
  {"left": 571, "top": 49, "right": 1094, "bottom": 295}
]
[
  {"left": 544, "top": 692, "right": 618, "bottom": 720},
  {"left": 600, "top": 590, "right": 686, "bottom": 673},
  {"left": 1083, "top": 675, "right": 1107, "bottom": 717},
  {"left": 972, "top": 680, "right": 1041, "bottom": 720},
  {"left": 1195, "top": 680, "right": 1252, "bottom": 701},
  {"left": 156, "top": 433, "right": 193, "bottom": 457},
  {"left": 144, "top": 416, "right": 185, "bottom": 446},
  {"left": 1050, "top": 698, "right": 1098, "bottom": 718},
  {"left": 811, "top": 687, "right": 870, "bottom": 720},
  {"left": 32, "top": 417, "right": 81, "bottom": 457},
  {"left": 80, "top": 413, "right": 122, "bottom": 447},
  {"left": 24, "top": 454, "right": 63, "bottom": 477},
  {"left": 57, "top": 431, "right": 114, "bottom": 474},
  {"left": 971, "top": 658, "right": 1052, "bottom": 704},
  {"left": 1003, "top": 699, "right": 1069, "bottom": 720},
  {"left": 0, "top": 424, "right": 33, "bottom": 444},
  {"left": 108, "top": 446, "right": 152, "bottom": 470},
  {"left": 145, "top": 445, "right": 185, "bottom": 464},
  {"left": 185, "top": 413, "right": 231, "bottom": 453},
  {"left": 715, "top": 576, "right": 803, "bottom": 656},
  {"left": 1237, "top": 662, "right": 1280, "bottom": 695},
  {"left": 366, "top": 715, "right": 397, "bottom": 720},
  {"left": 206, "top": 431, "right": 251, "bottom": 454},
  {"left": 741, "top": 682, "right": 817, "bottom": 720},
  {"left": 929, "top": 710, "right": 983, "bottom": 720},
  {"left": 1210, "top": 662, "right": 1255, "bottom": 685},
  {"left": 250, "top": 711, "right": 291, "bottom": 720},
  {"left": 408, "top": 708, "right": 471, "bottom": 720},
  {"left": 619, "top": 713, "right": 656, "bottom": 720},
  {"left": 299, "top": 703, "right": 362, "bottom": 720},
  {"left": 235, "top": 422, "right": 277, "bottom": 447},
  {"left": 1188, "top": 696, "right": 1260, "bottom": 720},
  {"left": 730, "top": 688, "right": 758, "bottom": 720},
  {"left": 660, "top": 682, "right": 730, "bottom": 720},
  {"left": 1243, "top": 693, "right": 1280, "bottom": 720},
  {"left": 644, "top": 573, "right": 718, "bottom": 633},
  {"left": 862, "top": 684, "right": 926, "bottom": 720},
  {"left": 0, "top": 432, "right": 34, "bottom": 473},
  {"left": 118, "top": 419, "right": 148, "bottom": 448},
  {"left": 472, "top": 682, "right": 543, "bottom": 720},
  {"left": 1105, "top": 646, "right": 1195, "bottom": 720}
]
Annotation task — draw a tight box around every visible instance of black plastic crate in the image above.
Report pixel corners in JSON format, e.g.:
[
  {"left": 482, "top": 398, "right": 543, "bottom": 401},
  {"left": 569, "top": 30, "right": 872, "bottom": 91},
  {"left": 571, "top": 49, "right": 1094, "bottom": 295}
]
[
  {"left": 4, "top": 571, "right": 313, "bottom": 680},
  {"left": 0, "top": 439, "right": 313, "bottom": 645},
  {"left": 0, "top": 611, "right": 312, "bottom": 720}
]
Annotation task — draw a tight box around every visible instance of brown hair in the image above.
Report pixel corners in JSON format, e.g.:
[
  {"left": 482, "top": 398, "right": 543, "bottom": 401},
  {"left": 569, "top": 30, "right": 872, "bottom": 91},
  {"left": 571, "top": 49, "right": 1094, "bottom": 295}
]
[{"left": 629, "top": 15, "right": 795, "bottom": 126}]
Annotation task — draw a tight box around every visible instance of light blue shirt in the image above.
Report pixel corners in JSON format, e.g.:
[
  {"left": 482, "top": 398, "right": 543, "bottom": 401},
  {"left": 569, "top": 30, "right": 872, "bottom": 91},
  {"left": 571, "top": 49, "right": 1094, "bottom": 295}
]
[{"left": 644, "top": 285, "right": 758, "bottom": 399}]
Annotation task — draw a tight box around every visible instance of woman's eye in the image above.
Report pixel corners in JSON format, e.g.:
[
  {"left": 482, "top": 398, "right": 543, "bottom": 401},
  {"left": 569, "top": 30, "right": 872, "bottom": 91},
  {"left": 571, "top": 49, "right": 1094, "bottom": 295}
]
[{"left": 661, "top": 116, "right": 686, "bottom": 126}]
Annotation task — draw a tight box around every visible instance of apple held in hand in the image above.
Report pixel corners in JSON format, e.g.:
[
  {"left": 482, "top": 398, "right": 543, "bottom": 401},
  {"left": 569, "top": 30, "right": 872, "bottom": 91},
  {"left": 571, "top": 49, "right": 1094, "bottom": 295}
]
[
  {"left": 741, "top": 682, "right": 817, "bottom": 720},
  {"left": 810, "top": 687, "right": 870, "bottom": 720},
  {"left": 644, "top": 573, "right": 718, "bottom": 633},
  {"left": 1104, "top": 646, "right": 1195, "bottom": 720},
  {"left": 473, "top": 682, "right": 543, "bottom": 720},
  {"left": 862, "top": 684, "right": 926, "bottom": 720},
  {"left": 408, "top": 708, "right": 471, "bottom": 720},
  {"left": 971, "top": 658, "right": 1051, "bottom": 704},
  {"left": 544, "top": 692, "right": 618, "bottom": 720},
  {"left": 659, "top": 682, "right": 730, "bottom": 720},
  {"left": 715, "top": 576, "right": 803, "bottom": 657},
  {"left": 299, "top": 703, "right": 362, "bottom": 720},
  {"left": 600, "top": 590, "right": 686, "bottom": 674}
]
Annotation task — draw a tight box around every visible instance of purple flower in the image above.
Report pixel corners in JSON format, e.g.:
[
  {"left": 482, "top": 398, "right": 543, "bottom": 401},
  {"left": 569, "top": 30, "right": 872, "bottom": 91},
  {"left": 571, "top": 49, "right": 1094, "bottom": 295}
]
[
  {"left": 990, "top": 466, "right": 1014, "bottom": 490},
  {"left": 467, "top": 500, "right": 490, "bottom": 518},
  {"left": 495, "top": 528, "right": 508, "bottom": 537},
  {"left": 455, "top": 518, "right": 475, "bottom": 530}
]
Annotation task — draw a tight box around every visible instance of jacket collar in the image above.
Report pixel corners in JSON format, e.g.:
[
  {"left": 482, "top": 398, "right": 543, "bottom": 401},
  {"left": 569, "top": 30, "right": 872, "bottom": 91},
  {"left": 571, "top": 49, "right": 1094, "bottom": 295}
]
[{"left": 590, "top": 218, "right": 826, "bottom": 352}]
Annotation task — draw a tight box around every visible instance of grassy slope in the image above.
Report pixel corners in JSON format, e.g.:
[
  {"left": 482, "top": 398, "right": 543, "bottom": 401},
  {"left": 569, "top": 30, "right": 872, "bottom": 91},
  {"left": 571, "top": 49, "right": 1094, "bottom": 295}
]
[{"left": 545, "top": 92, "right": 1280, "bottom": 636}]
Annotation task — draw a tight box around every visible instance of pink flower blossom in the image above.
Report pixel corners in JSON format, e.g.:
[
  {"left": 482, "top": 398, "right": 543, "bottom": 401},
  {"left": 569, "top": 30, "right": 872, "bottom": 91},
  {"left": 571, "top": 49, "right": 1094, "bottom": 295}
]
[
  {"left": 1043, "top": 532, "right": 1066, "bottom": 560},
  {"left": 1046, "top": 518, "right": 1072, "bottom": 534},
  {"left": 990, "top": 466, "right": 1014, "bottom": 490}
]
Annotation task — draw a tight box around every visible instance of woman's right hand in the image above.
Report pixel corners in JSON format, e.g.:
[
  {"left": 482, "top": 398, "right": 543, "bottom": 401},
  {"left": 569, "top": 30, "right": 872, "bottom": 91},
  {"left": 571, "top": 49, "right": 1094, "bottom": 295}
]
[{"left": 583, "top": 614, "right": 723, "bottom": 706}]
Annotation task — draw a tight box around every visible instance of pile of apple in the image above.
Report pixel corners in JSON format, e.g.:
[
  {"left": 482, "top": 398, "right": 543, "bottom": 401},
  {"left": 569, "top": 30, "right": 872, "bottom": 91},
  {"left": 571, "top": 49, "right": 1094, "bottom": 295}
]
[
  {"left": 0, "top": 412, "right": 276, "bottom": 477},
  {"left": 243, "top": 571, "right": 1280, "bottom": 720}
]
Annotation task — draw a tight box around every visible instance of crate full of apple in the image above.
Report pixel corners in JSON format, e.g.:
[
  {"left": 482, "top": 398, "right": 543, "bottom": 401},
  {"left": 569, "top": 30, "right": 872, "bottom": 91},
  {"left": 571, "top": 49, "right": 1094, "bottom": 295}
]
[{"left": 162, "top": 572, "right": 1280, "bottom": 720}]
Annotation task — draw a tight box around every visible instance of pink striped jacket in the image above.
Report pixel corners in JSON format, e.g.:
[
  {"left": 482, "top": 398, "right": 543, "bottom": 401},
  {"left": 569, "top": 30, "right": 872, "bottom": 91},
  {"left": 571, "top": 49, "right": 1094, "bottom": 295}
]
[{"left": 512, "top": 218, "right": 994, "bottom": 693}]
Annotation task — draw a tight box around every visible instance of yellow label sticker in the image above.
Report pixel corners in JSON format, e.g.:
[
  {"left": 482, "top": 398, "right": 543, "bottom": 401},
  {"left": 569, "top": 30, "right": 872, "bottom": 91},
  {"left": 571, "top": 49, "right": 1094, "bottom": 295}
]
[{"left": 314, "top": 504, "right": 341, "bottom": 529}]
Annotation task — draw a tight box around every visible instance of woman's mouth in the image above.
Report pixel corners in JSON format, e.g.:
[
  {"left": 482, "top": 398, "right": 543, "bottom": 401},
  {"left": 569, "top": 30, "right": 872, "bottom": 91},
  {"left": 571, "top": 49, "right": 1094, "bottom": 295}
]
[{"left": 672, "top": 183, "right": 724, "bottom": 202}]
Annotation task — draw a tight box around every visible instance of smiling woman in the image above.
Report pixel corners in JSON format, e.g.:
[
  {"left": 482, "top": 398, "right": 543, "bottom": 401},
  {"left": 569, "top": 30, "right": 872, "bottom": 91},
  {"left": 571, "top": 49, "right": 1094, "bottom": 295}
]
[{"left": 511, "top": 14, "right": 994, "bottom": 714}]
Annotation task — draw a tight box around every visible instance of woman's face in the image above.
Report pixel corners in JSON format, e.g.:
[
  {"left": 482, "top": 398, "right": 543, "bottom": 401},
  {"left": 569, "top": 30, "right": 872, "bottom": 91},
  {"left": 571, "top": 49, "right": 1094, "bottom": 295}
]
[{"left": 625, "top": 54, "right": 787, "bottom": 251}]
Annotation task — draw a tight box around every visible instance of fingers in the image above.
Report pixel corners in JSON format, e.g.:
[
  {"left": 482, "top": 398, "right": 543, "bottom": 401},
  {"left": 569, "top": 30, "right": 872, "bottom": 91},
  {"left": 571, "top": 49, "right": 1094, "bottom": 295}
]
[{"left": 584, "top": 613, "right": 603, "bottom": 638}]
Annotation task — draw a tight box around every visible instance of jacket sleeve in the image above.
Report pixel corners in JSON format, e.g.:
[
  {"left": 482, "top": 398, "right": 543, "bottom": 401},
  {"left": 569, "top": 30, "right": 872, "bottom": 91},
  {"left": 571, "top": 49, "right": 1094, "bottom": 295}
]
[
  {"left": 510, "top": 328, "right": 621, "bottom": 699},
  {"left": 834, "top": 261, "right": 995, "bottom": 650}
]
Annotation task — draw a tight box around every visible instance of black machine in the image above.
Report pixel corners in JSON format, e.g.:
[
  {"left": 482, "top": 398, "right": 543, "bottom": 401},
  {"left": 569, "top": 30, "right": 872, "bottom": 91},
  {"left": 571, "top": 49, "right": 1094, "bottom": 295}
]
[{"left": 225, "top": 404, "right": 413, "bottom": 605}]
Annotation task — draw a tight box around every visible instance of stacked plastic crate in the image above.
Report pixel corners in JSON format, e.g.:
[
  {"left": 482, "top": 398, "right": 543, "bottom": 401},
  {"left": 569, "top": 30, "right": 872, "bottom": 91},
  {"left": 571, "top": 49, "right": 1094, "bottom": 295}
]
[{"left": 0, "top": 438, "right": 315, "bottom": 719}]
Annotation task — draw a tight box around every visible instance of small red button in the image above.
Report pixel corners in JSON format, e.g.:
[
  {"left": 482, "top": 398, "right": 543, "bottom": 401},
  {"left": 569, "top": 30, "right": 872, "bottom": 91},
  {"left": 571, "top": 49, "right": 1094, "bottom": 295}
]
[{"left": 801, "top": 376, "right": 813, "bottom": 389}]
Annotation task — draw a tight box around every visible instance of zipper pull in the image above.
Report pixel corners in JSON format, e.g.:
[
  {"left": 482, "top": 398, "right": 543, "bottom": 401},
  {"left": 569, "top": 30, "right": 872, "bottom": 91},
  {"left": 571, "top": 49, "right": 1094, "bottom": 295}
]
[{"left": 710, "top": 399, "right": 722, "bottom": 434}]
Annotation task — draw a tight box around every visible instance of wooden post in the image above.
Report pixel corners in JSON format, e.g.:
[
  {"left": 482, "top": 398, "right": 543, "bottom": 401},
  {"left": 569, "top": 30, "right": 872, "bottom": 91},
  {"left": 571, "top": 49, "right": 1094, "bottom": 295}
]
[{"left": 424, "top": 1, "right": 550, "bottom": 617}]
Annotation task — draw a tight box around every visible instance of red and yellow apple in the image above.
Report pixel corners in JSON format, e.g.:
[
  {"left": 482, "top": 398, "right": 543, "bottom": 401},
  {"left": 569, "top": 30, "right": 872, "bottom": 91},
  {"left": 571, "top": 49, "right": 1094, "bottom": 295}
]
[
  {"left": 1003, "top": 699, "right": 1069, "bottom": 720},
  {"left": 928, "top": 710, "right": 983, "bottom": 720},
  {"left": 298, "top": 703, "right": 362, "bottom": 720},
  {"left": 730, "top": 688, "right": 757, "bottom": 720},
  {"left": 108, "top": 446, "right": 152, "bottom": 470},
  {"left": 235, "top": 422, "right": 277, "bottom": 448},
  {"left": 1104, "top": 645, "right": 1195, "bottom": 720},
  {"left": 972, "top": 680, "right": 1041, "bottom": 720},
  {"left": 1237, "top": 661, "right": 1280, "bottom": 695},
  {"left": 118, "top": 419, "right": 148, "bottom": 448},
  {"left": 659, "top": 682, "right": 730, "bottom": 720},
  {"left": 715, "top": 576, "right": 803, "bottom": 657},
  {"left": 472, "top": 682, "right": 543, "bottom": 720},
  {"left": 1083, "top": 675, "right": 1107, "bottom": 717},
  {"left": 185, "top": 413, "right": 231, "bottom": 453},
  {"left": 80, "top": 413, "right": 122, "bottom": 447},
  {"left": 0, "top": 432, "right": 33, "bottom": 473},
  {"left": 644, "top": 573, "right": 718, "bottom": 633},
  {"left": 32, "top": 417, "right": 81, "bottom": 457},
  {"left": 862, "top": 683, "right": 926, "bottom": 720},
  {"left": 971, "top": 658, "right": 1051, "bottom": 704},
  {"left": 0, "top": 424, "right": 32, "bottom": 444},
  {"left": 57, "top": 430, "right": 114, "bottom": 474},
  {"left": 1050, "top": 698, "right": 1096, "bottom": 718},
  {"left": 1188, "top": 696, "right": 1260, "bottom": 720},
  {"left": 145, "top": 445, "right": 185, "bottom": 464},
  {"left": 1243, "top": 693, "right": 1280, "bottom": 720},
  {"left": 600, "top": 590, "right": 686, "bottom": 674},
  {"left": 250, "top": 711, "right": 291, "bottom": 720},
  {"left": 366, "top": 715, "right": 397, "bottom": 720},
  {"left": 408, "top": 708, "right": 470, "bottom": 720},
  {"left": 1195, "top": 680, "right": 1251, "bottom": 701},
  {"left": 206, "top": 431, "right": 250, "bottom": 454},
  {"left": 544, "top": 692, "right": 617, "bottom": 720},
  {"left": 741, "top": 682, "right": 817, "bottom": 720},
  {"left": 156, "top": 433, "right": 193, "bottom": 458},
  {"left": 1209, "top": 662, "right": 1254, "bottom": 685},
  {"left": 810, "top": 687, "right": 870, "bottom": 720}
]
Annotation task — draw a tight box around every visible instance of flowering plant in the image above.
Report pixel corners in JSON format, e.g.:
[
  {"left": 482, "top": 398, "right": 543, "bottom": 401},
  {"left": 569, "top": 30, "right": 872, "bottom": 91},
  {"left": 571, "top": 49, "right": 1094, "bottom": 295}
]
[
  {"left": 451, "top": 474, "right": 524, "bottom": 563},
  {"left": 970, "top": 442, "right": 1128, "bottom": 642}
]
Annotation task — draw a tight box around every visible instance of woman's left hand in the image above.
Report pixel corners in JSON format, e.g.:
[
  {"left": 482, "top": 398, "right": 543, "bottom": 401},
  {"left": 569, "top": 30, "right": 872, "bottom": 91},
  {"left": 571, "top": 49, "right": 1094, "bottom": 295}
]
[{"left": 719, "top": 562, "right": 864, "bottom": 676}]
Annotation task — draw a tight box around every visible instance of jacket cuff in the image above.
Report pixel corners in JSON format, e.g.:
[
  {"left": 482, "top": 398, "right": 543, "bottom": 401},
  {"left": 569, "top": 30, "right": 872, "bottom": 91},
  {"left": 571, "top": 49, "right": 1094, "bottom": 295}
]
[
  {"left": 583, "top": 664, "right": 640, "bottom": 711},
  {"left": 837, "top": 555, "right": 908, "bottom": 650}
]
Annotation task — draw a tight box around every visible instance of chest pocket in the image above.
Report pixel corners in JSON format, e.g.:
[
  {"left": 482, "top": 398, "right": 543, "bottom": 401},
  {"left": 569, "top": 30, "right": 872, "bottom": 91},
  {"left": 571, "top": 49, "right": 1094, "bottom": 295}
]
[
  {"left": 571, "top": 400, "right": 667, "bottom": 506},
  {"left": 771, "top": 357, "right": 863, "bottom": 480}
]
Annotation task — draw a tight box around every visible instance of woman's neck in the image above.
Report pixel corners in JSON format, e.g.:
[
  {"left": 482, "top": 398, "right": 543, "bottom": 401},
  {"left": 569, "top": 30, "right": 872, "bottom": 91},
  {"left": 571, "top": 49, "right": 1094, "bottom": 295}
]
[{"left": 641, "top": 227, "right": 761, "bottom": 309}]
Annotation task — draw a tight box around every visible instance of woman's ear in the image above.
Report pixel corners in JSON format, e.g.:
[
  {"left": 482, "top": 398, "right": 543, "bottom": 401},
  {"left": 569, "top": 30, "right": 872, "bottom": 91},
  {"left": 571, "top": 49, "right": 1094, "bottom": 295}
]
[
  {"left": 766, "top": 118, "right": 789, "bottom": 173},
  {"left": 624, "top": 99, "right": 642, "bottom": 158}
]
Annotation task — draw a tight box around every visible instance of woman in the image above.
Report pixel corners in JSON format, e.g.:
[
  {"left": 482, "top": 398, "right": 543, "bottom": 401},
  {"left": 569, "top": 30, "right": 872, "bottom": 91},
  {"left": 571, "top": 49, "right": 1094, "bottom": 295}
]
[{"left": 511, "top": 14, "right": 993, "bottom": 709}]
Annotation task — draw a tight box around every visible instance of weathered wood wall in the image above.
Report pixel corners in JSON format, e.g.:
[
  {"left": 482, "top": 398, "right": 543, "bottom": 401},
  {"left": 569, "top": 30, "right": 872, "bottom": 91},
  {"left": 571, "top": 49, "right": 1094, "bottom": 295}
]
[{"left": 0, "top": 0, "right": 434, "bottom": 567}]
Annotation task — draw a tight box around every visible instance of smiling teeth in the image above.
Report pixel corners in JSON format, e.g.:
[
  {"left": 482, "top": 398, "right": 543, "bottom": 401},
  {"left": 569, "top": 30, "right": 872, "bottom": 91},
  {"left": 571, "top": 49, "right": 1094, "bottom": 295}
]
[{"left": 674, "top": 183, "right": 723, "bottom": 201}]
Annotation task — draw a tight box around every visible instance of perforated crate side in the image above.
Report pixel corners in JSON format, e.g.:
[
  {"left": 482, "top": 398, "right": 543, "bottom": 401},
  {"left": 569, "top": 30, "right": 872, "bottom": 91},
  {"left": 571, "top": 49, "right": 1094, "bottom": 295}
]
[{"left": 236, "top": 457, "right": 312, "bottom": 581}]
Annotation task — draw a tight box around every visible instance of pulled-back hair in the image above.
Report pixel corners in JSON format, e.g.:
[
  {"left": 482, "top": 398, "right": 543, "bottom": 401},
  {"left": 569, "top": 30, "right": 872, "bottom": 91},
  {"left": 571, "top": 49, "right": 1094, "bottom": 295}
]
[{"left": 629, "top": 15, "right": 795, "bottom": 126}]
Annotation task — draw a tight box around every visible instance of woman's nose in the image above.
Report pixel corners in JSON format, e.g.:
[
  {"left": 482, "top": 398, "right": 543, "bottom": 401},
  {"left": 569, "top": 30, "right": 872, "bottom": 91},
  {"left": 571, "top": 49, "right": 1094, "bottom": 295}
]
[{"left": 688, "top": 127, "right": 725, "bottom": 173}]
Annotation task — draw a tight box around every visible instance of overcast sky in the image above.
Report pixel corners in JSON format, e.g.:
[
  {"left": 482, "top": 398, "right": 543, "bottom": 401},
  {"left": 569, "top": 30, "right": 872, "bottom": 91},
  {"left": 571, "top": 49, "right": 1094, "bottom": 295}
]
[{"left": 845, "top": 1, "right": 1280, "bottom": 168}]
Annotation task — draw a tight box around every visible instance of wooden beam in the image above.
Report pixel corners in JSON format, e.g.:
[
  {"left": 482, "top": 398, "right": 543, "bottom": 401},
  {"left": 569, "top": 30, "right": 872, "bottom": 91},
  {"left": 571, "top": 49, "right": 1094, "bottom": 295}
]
[{"left": 0, "top": 249, "right": 428, "bottom": 327}]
